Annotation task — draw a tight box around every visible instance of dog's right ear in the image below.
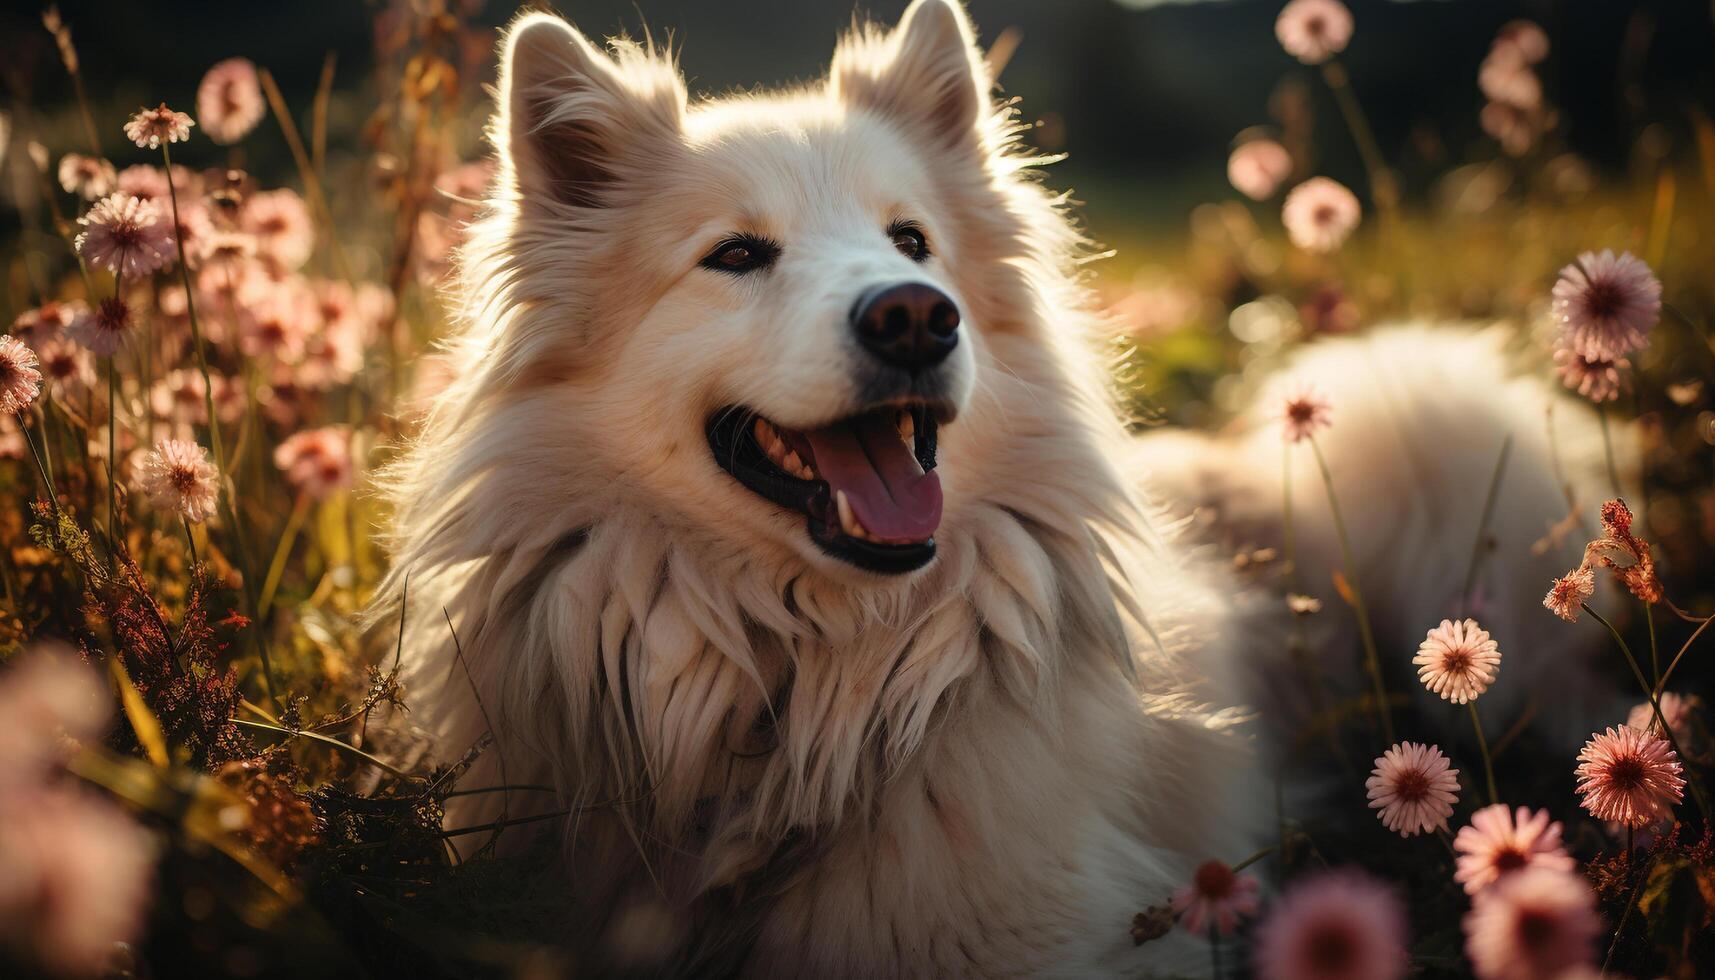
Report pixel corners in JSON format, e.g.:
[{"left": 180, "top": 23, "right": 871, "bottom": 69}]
[{"left": 495, "top": 13, "right": 685, "bottom": 209}]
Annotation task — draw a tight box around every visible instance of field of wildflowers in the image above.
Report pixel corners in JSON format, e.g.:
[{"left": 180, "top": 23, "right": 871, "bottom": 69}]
[{"left": 0, "top": 1, "right": 1712, "bottom": 977}]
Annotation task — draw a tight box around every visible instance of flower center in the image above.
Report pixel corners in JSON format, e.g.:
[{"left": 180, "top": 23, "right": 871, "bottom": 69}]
[
  {"left": 169, "top": 465, "right": 199, "bottom": 492},
  {"left": 1313, "top": 204, "right": 1336, "bottom": 225},
  {"left": 1493, "top": 846, "right": 1528, "bottom": 872},
  {"left": 1193, "top": 860, "right": 1235, "bottom": 899},
  {"left": 1514, "top": 908, "right": 1555, "bottom": 950},
  {"left": 1607, "top": 757, "right": 1645, "bottom": 792},
  {"left": 1584, "top": 280, "right": 1622, "bottom": 320},
  {"left": 1305, "top": 922, "right": 1356, "bottom": 973},
  {"left": 1395, "top": 768, "right": 1431, "bottom": 801}
]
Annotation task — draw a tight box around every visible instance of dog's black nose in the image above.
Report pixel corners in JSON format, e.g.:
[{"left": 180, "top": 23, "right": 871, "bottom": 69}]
[{"left": 850, "top": 283, "right": 960, "bottom": 370}]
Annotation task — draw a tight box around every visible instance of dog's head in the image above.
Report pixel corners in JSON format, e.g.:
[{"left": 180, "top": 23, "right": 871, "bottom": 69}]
[{"left": 485, "top": 0, "right": 1062, "bottom": 579}]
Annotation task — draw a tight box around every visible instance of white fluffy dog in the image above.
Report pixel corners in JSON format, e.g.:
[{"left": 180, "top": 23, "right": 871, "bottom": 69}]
[{"left": 381, "top": 2, "right": 1618, "bottom": 975}]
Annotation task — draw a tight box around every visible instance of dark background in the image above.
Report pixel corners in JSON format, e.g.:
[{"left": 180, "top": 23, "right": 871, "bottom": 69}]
[{"left": 3, "top": 0, "right": 1711, "bottom": 242}]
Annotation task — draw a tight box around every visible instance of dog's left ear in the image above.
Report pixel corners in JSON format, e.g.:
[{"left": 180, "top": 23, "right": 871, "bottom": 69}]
[{"left": 830, "top": 0, "right": 990, "bottom": 154}]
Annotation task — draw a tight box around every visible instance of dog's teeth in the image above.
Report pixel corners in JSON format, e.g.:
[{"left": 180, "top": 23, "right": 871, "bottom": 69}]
[
  {"left": 754, "top": 418, "right": 771, "bottom": 443},
  {"left": 783, "top": 450, "right": 804, "bottom": 474},
  {"left": 796, "top": 462, "right": 816, "bottom": 480},
  {"left": 836, "top": 490, "right": 867, "bottom": 538},
  {"left": 897, "top": 411, "right": 914, "bottom": 440}
]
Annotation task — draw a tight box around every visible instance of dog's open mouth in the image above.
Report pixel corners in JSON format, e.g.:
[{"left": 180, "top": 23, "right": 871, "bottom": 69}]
[{"left": 706, "top": 403, "right": 942, "bottom": 573}]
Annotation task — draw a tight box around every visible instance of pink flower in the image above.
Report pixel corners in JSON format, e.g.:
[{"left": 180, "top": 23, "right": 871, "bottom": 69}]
[
  {"left": 1575, "top": 725, "right": 1685, "bottom": 828},
  {"left": 1493, "top": 20, "right": 1550, "bottom": 65},
  {"left": 1171, "top": 860, "right": 1261, "bottom": 936},
  {"left": 1462, "top": 868, "right": 1599, "bottom": 980},
  {"left": 1253, "top": 870, "right": 1407, "bottom": 980},
  {"left": 1551, "top": 250, "right": 1660, "bottom": 361},
  {"left": 0, "top": 784, "right": 156, "bottom": 978},
  {"left": 1279, "top": 385, "right": 1331, "bottom": 444},
  {"left": 238, "top": 281, "right": 316, "bottom": 361},
  {"left": 1626, "top": 691, "right": 1696, "bottom": 742},
  {"left": 1275, "top": 0, "right": 1353, "bottom": 66},
  {"left": 67, "top": 298, "right": 133, "bottom": 357},
  {"left": 1453, "top": 805, "right": 1575, "bottom": 895},
  {"left": 274, "top": 427, "right": 355, "bottom": 500},
  {"left": 1366, "top": 741, "right": 1460, "bottom": 837},
  {"left": 241, "top": 189, "right": 315, "bottom": 270},
  {"left": 1229, "top": 139, "right": 1294, "bottom": 201},
  {"left": 1542, "top": 565, "right": 1594, "bottom": 622},
  {"left": 0, "top": 648, "right": 109, "bottom": 783},
  {"left": 10, "top": 300, "right": 89, "bottom": 343},
  {"left": 123, "top": 102, "right": 194, "bottom": 149},
  {"left": 0, "top": 335, "right": 42, "bottom": 414},
  {"left": 74, "top": 193, "right": 177, "bottom": 279},
  {"left": 55, "top": 153, "right": 115, "bottom": 200},
  {"left": 138, "top": 438, "right": 221, "bottom": 523},
  {"left": 1478, "top": 53, "right": 1542, "bottom": 111},
  {"left": 197, "top": 57, "right": 266, "bottom": 145},
  {"left": 1552, "top": 345, "right": 1628, "bottom": 403},
  {"left": 1282, "top": 177, "right": 1361, "bottom": 253},
  {"left": 1414, "top": 618, "right": 1501, "bottom": 704},
  {"left": 33, "top": 335, "right": 95, "bottom": 399}
]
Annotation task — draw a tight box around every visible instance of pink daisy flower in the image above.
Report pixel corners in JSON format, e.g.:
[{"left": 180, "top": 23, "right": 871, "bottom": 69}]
[
  {"left": 241, "top": 189, "right": 316, "bottom": 271},
  {"left": 1477, "top": 53, "right": 1542, "bottom": 112},
  {"left": 10, "top": 300, "right": 89, "bottom": 343},
  {"left": 1228, "top": 139, "right": 1294, "bottom": 201},
  {"left": 1551, "top": 250, "right": 1660, "bottom": 361},
  {"left": 0, "top": 335, "right": 42, "bottom": 415},
  {"left": 1552, "top": 345, "right": 1628, "bottom": 403},
  {"left": 1171, "top": 860, "right": 1261, "bottom": 936},
  {"left": 33, "top": 335, "right": 95, "bottom": 399},
  {"left": 1414, "top": 618, "right": 1501, "bottom": 704},
  {"left": 1493, "top": 20, "right": 1550, "bottom": 65},
  {"left": 138, "top": 438, "right": 220, "bottom": 523},
  {"left": 1542, "top": 565, "right": 1594, "bottom": 622},
  {"left": 1275, "top": 0, "right": 1354, "bottom": 66},
  {"left": 67, "top": 298, "right": 133, "bottom": 357},
  {"left": 1366, "top": 741, "right": 1460, "bottom": 837},
  {"left": 123, "top": 102, "right": 194, "bottom": 149},
  {"left": 55, "top": 153, "right": 115, "bottom": 200},
  {"left": 1282, "top": 177, "right": 1361, "bottom": 253},
  {"left": 1253, "top": 870, "right": 1408, "bottom": 980},
  {"left": 274, "top": 427, "right": 355, "bottom": 501},
  {"left": 74, "top": 193, "right": 177, "bottom": 279},
  {"left": 114, "top": 164, "right": 170, "bottom": 203},
  {"left": 197, "top": 57, "right": 266, "bottom": 145},
  {"left": 1462, "top": 867, "right": 1600, "bottom": 980},
  {"left": 1575, "top": 725, "right": 1685, "bottom": 828},
  {"left": 238, "top": 282, "right": 316, "bottom": 361},
  {"left": 0, "top": 784, "right": 156, "bottom": 978},
  {"left": 1452, "top": 805, "right": 1574, "bottom": 895},
  {"left": 1279, "top": 385, "right": 1332, "bottom": 444},
  {"left": 1627, "top": 691, "right": 1696, "bottom": 742}
]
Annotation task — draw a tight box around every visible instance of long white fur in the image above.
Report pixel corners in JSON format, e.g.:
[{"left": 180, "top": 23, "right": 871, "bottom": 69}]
[
  {"left": 1132, "top": 323, "right": 1636, "bottom": 747},
  {"left": 381, "top": 2, "right": 1265, "bottom": 975}
]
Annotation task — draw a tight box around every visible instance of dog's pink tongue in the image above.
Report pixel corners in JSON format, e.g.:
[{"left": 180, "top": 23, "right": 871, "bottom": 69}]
[{"left": 804, "top": 416, "right": 941, "bottom": 543}]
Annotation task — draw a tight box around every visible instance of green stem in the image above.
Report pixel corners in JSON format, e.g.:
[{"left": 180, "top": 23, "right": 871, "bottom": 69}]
[
  {"left": 1467, "top": 701, "right": 1498, "bottom": 806},
  {"left": 1654, "top": 614, "right": 1712, "bottom": 697},
  {"left": 1645, "top": 601, "right": 1658, "bottom": 688},
  {"left": 14, "top": 410, "right": 58, "bottom": 506},
  {"left": 1230, "top": 845, "right": 1276, "bottom": 874},
  {"left": 1309, "top": 436, "right": 1395, "bottom": 744},
  {"left": 1582, "top": 603, "right": 1709, "bottom": 821},
  {"left": 230, "top": 717, "right": 409, "bottom": 779},
  {"left": 1598, "top": 407, "right": 1622, "bottom": 497},
  {"left": 106, "top": 354, "right": 117, "bottom": 554},
  {"left": 1320, "top": 60, "right": 1398, "bottom": 218},
  {"left": 183, "top": 516, "right": 198, "bottom": 567},
  {"left": 1459, "top": 436, "right": 1513, "bottom": 617},
  {"left": 257, "top": 494, "right": 310, "bottom": 620},
  {"left": 163, "top": 141, "right": 277, "bottom": 706}
]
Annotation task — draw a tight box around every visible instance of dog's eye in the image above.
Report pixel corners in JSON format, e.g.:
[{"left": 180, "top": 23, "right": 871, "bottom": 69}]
[
  {"left": 701, "top": 235, "right": 779, "bottom": 275},
  {"left": 889, "top": 223, "right": 929, "bottom": 262}
]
